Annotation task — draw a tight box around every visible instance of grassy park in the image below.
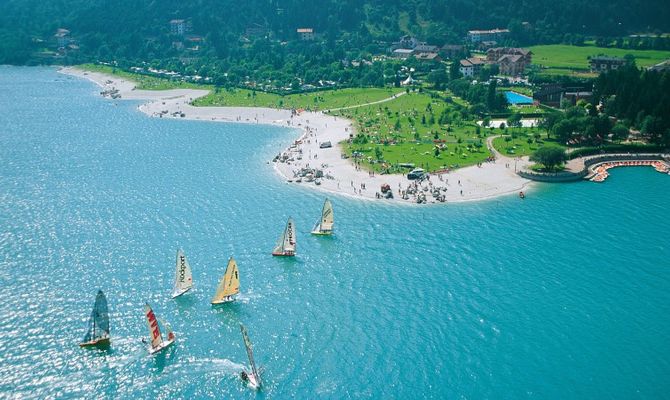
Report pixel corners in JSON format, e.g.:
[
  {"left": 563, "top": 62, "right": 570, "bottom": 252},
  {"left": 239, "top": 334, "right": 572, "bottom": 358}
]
[
  {"left": 530, "top": 44, "right": 670, "bottom": 76},
  {"left": 492, "top": 130, "right": 564, "bottom": 157},
  {"left": 332, "top": 91, "right": 494, "bottom": 172},
  {"left": 193, "top": 87, "right": 403, "bottom": 110}
]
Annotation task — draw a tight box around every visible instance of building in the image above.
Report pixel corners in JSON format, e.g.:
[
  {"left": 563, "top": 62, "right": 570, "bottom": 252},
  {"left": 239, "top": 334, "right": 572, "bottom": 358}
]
[
  {"left": 170, "top": 19, "right": 187, "bottom": 36},
  {"left": 533, "top": 84, "right": 564, "bottom": 107},
  {"left": 589, "top": 56, "right": 627, "bottom": 72},
  {"left": 54, "top": 28, "right": 71, "bottom": 48},
  {"left": 415, "top": 52, "right": 442, "bottom": 63},
  {"left": 412, "top": 44, "right": 439, "bottom": 54},
  {"left": 459, "top": 58, "right": 485, "bottom": 77},
  {"left": 392, "top": 48, "right": 414, "bottom": 59},
  {"left": 397, "top": 35, "right": 420, "bottom": 50},
  {"left": 441, "top": 44, "right": 464, "bottom": 59},
  {"left": 467, "top": 29, "right": 509, "bottom": 44},
  {"left": 486, "top": 48, "right": 532, "bottom": 76},
  {"left": 486, "top": 48, "right": 532, "bottom": 65},
  {"left": 297, "top": 28, "right": 315, "bottom": 41}
]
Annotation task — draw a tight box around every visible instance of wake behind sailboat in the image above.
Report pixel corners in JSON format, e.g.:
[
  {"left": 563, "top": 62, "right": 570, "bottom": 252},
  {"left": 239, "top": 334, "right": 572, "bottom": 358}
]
[
  {"left": 311, "top": 199, "right": 334, "bottom": 235},
  {"left": 171, "top": 249, "right": 193, "bottom": 298},
  {"left": 211, "top": 257, "right": 240, "bottom": 305},
  {"left": 79, "top": 290, "right": 111, "bottom": 348}
]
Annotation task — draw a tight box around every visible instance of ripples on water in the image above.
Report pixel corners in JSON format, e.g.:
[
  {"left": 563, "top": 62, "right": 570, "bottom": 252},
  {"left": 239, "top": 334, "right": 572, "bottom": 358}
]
[{"left": 1, "top": 67, "right": 669, "bottom": 398}]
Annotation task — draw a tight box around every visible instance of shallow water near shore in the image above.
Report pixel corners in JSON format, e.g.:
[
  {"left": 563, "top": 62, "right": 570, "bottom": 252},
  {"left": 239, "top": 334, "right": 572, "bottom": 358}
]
[{"left": 1, "top": 66, "right": 670, "bottom": 399}]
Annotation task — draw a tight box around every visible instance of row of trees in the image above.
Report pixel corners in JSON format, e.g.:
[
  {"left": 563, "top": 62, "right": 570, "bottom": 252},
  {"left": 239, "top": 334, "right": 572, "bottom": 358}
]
[{"left": 593, "top": 64, "right": 670, "bottom": 145}]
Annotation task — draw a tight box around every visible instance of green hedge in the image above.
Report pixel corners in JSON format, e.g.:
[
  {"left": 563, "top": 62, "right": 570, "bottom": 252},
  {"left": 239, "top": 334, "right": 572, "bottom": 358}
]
[{"left": 568, "top": 144, "right": 669, "bottom": 159}]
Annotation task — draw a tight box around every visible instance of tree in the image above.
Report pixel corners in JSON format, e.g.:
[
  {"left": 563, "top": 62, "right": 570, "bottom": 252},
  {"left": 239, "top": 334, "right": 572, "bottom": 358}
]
[
  {"left": 530, "top": 146, "right": 567, "bottom": 171},
  {"left": 611, "top": 123, "right": 629, "bottom": 140},
  {"left": 507, "top": 112, "right": 522, "bottom": 128},
  {"left": 374, "top": 146, "right": 383, "bottom": 160}
]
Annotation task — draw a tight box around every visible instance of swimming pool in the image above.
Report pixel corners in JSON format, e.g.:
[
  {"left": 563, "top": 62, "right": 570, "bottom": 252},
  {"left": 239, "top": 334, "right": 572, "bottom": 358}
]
[{"left": 505, "top": 91, "right": 533, "bottom": 105}]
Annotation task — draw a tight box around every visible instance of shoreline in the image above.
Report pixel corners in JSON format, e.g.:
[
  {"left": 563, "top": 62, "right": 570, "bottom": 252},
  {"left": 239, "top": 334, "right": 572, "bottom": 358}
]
[{"left": 59, "top": 66, "right": 534, "bottom": 205}]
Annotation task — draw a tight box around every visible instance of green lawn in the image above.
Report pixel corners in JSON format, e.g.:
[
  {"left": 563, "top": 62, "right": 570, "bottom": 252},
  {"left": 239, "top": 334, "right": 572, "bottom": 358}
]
[
  {"left": 529, "top": 45, "right": 670, "bottom": 75},
  {"left": 332, "top": 91, "right": 493, "bottom": 172},
  {"left": 492, "top": 131, "right": 565, "bottom": 157},
  {"left": 193, "top": 87, "right": 403, "bottom": 110}
]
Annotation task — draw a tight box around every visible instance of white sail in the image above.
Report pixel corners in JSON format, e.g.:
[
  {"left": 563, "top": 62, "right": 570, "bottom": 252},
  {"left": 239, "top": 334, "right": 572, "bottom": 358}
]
[
  {"left": 272, "top": 217, "right": 296, "bottom": 255},
  {"left": 172, "top": 249, "right": 193, "bottom": 298},
  {"left": 240, "top": 323, "right": 262, "bottom": 388},
  {"left": 211, "top": 257, "right": 240, "bottom": 304},
  {"left": 144, "top": 303, "right": 163, "bottom": 349},
  {"left": 312, "top": 199, "right": 333, "bottom": 234}
]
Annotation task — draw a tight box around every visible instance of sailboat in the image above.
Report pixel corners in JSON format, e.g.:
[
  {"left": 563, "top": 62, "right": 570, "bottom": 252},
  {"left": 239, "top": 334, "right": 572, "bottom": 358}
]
[
  {"left": 143, "top": 303, "right": 176, "bottom": 355},
  {"left": 171, "top": 249, "right": 193, "bottom": 298},
  {"left": 272, "top": 217, "right": 296, "bottom": 256},
  {"left": 79, "top": 290, "right": 111, "bottom": 348},
  {"left": 311, "top": 199, "right": 334, "bottom": 235},
  {"left": 239, "top": 323, "right": 262, "bottom": 390},
  {"left": 211, "top": 257, "right": 240, "bottom": 305}
]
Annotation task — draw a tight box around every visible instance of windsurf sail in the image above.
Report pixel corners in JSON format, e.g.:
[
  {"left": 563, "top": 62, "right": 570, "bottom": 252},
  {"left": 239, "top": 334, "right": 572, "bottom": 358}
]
[
  {"left": 172, "top": 249, "right": 193, "bottom": 298},
  {"left": 82, "top": 290, "right": 110, "bottom": 344},
  {"left": 211, "top": 257, "right": 240, "bottom": 303}
]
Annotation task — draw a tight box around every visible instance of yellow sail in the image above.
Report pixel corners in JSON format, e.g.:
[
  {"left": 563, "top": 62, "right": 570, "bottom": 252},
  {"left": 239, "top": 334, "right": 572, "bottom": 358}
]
[{"left": 211, "top": 257, "right": 240, "bottom": 304}]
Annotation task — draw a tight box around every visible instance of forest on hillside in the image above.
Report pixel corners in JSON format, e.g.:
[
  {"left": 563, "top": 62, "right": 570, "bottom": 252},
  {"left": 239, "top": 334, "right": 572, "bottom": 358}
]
[{"left": 1, "top": 0, "right": 670, "bottom": 65}]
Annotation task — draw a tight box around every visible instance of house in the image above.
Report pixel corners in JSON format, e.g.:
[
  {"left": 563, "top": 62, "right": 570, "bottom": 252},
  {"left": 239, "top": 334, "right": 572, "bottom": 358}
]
[
  {"left": 170, "top": 19, "right": 187, "bottom": 36},
  {"left": 412, "top": 44, "right": 439, "bottom": 54},
  {"left": 459, "top": 58, "right": 485, "bottom": 77},
  {"left": 486, "top": 48, "right": 532, "bottom": 76},
  {"left": 441, "top": 44, "right": 464, "bottom": 59},
  {"left": 467, "top": 29, "right": 510, "bottom": 44},
  {"left": 533, "top": 84, "right": 564, "bottom": 107},
  {"left": 486, "top": 48, "right": 532, "bottom": 65},
  {"left": 397, "top": 35, "right": 420, "bottom": 49},
  {"left": 393, "top": 49, "right": 414, "bottom": 59},
  {"left": 297, "top": 28, "right": 315, "bottom": 41},
  {"left": 415, "top": 52, "right": 442, "bottom": 62},
  {"left": 589, "top": 56, "right": 627, "bottom": 72},
  {"left": 54, "top": 28, "right": 71, "bottom": 48}
]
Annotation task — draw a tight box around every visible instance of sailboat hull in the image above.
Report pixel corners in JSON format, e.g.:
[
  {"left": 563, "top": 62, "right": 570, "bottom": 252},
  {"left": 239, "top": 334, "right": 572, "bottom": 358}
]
[
  {"left": 79, "top": 336, "right": 110, "bottom": 348},
  {"left": 211, "top": 295, "right": 236, "bottom": 305},
  {"left": 171, "top": 287, "right": 192, "bottom": 299},
  {"left": 147, "top": 338, "right": 176, "bottom": 355},
  {"left": 272, "top": 251, "right": 295, "bottom": 256},
  {"left": 244, "top": 371, "right": 261, "bottom": 390},
  {"left": 310, "top": 230, "right": 332, "bottom": 236}
]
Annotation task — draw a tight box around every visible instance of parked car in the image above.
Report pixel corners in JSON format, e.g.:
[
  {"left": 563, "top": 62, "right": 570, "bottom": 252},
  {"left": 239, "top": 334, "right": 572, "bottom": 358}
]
[
  {"left": 407, "top": 168, "right": 426, "bottom": 180},
  {"left": 319, "top": 141, "right": 332, "bottom": 149}
]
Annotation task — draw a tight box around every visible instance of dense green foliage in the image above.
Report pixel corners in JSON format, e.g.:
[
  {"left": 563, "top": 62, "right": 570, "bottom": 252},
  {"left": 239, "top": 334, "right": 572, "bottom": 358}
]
[
  {"left": 593, "top": 65, "right": 670, "bottom": 146},
  {"left": 530, "top": 146, "right": 567, "bottom": 171},
  {"left": 2, "top": 0, "right": 669, "bottom": 66}
]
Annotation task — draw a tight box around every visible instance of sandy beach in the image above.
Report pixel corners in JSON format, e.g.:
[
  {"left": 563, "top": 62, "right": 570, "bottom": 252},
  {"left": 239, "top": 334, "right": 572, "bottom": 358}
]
[{"left": 60, "top": 66, "right": 533, "bottom": 204}]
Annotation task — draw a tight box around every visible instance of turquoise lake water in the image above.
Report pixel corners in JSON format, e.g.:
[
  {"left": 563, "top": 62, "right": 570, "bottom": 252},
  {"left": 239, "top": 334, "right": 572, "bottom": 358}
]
[
  {"left": 505, "top": 91, "right": 534, "bottom": 105},
  {"left": 1, "top": 66, "right": 670, "bottom": 399}
]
